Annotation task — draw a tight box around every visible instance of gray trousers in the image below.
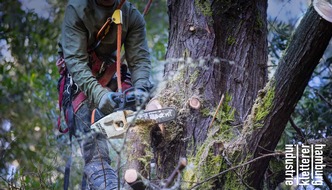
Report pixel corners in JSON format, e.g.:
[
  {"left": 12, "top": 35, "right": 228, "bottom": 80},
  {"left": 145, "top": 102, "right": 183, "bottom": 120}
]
[{"left": 73, "top": 102, "right": 118, "bottom": 190}]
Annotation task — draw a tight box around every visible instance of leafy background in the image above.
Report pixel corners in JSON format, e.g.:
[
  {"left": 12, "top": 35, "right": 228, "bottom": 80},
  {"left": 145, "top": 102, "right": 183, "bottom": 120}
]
[{"left": 0, "top": 0, "right": 331, "bottom": 189}]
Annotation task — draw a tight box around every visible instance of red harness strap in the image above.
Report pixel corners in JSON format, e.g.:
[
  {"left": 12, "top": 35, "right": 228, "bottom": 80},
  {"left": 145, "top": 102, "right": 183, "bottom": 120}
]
[
  {"left": 71, "top": 92, "right": 87, "bottom": 113},
  {"left": 72, "top": 63, "right": 117, "bottom": 113},
  {"left": 57, "top": 57, "right": 69, "bottom": 133},
  {"left": 56, "top": 51, "right": 118, "bottom": 132}
]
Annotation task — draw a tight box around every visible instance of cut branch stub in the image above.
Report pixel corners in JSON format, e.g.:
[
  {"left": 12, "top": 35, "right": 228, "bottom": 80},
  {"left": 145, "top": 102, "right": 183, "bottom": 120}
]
[
  {"left": 124, "top": 169, "right": 149, "bottom": 190},
  {"left": 314, "top": 0, "right": 332, "bottom": 22},
  {"left": 125, "top": 169, "right": 139, "bottom": 184},
  {"left": 188, "top": 96, "right": 201, "bottom": 109}
]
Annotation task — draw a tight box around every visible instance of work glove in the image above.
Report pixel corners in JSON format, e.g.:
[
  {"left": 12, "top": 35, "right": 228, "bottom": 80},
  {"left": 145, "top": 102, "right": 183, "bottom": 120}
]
[
  {"left": 98, "top": 91, "right": 123, "bottom": 115},
  {"left": 126, "top": 88, "right": 149, "bottom": 109}
]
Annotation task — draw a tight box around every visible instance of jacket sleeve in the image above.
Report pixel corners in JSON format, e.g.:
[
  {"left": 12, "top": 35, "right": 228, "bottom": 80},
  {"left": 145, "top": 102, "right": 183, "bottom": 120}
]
[
  {"left": 124, "top": 8, "right": 152, "bottom": 90},
  {"left": 61, "top": 5, "right": 108, "bottom": 105}
]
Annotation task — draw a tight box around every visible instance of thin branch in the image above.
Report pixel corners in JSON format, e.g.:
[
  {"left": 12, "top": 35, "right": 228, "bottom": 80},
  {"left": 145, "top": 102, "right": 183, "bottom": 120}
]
[
  {"left": 143, "top": 0, "right": 153, "bottom": 16},
  {"left": 289, "top": 117, "right": 306, "bottom": 142},
  {"left": 0, "top": 175, "right": 20, "bottom": 190},
  {"left": 163, "top": 157, "right": 187, "bottom": 188},
  {"left": 314, "top": 90, "right": 332, "bottom": 108},
  {"left": 189, "top": 152, "right": 285, "bottom": 189},
  {"left": 258, "top": 146, "right": 277, "bottom": 154},
  {"left": 208, "top": 94, "right": 224, "bottom": 129}
]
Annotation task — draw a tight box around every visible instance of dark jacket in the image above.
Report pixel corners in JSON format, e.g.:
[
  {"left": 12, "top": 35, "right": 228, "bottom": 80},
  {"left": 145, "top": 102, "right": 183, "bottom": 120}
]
[{"left": 59, "top": 0, "right": 151, "bottom": 105}]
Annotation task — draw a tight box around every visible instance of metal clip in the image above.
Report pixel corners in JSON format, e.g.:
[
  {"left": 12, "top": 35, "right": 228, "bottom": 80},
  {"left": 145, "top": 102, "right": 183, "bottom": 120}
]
[
  {"left": 69, "top": 75, "right": 73, "bottom": 86},
  {"left": 66, "top": 74, "right": 79, "bottom": 94},
  {"left": 99, "top": 61, "right": 105, "bottom": 75}
]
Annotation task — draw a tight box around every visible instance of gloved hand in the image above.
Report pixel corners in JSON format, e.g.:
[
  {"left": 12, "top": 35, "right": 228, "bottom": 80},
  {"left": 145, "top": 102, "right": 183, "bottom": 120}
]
[
  {"left": 126, "top": 88, "right": 149, "bottom": 109},
  {"left": 98, "top": 91, "right": 123, "bottom": 114}
]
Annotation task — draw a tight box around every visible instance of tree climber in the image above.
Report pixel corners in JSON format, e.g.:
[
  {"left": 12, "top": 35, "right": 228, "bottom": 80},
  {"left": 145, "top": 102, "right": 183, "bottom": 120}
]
[{"left": 57, "top": 0, "right": 152, "bottom": 189}]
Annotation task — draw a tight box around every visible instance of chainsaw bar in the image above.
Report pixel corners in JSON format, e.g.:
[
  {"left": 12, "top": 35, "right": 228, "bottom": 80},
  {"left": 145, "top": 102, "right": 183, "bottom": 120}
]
[{"left": 127, "top": 108, "right": 177, "bottom": 124}]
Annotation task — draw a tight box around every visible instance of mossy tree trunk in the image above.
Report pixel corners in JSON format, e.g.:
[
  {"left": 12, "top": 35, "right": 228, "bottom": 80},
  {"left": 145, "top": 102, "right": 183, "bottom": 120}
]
[
  {"left": 159, "top": 0, "right": 268, "bottom": 178},
  {"left": 149, "top": 0, "right": 332, "bottom": 189}
]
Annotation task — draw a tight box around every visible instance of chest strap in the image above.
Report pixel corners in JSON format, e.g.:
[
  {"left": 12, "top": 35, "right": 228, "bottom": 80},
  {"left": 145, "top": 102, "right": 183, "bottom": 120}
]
[{"left": 72, "top": 52, "right": 117, "bottom": 113}]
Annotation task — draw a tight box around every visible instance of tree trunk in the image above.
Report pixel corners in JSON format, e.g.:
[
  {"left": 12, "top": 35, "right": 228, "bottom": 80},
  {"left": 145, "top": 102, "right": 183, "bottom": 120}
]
[{"left": 158, "top": 0, "right": 268, "bottom": 178}]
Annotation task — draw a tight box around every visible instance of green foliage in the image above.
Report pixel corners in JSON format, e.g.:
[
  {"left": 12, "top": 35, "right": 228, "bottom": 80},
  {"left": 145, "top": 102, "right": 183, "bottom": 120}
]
[
  {"left": 215, "top": 94, "right": 235, "bottom": 124},
  {"left": 213, "top": 94, "right": 236, "bottom": 141},
  {"left": 268, "top": 21, "right": 294, "bottom": 69},
  {"left": 183, "top": 136, "right": 224, "bottom": 189},
  {"left": 0, "top": 0, "right": 67, "bottom": 188},
  {"left": 130, "top": 0, "right": 168, "bottom": 82},
  {"left": 243, "top": 79, "right": 276, "bottom": 133}
]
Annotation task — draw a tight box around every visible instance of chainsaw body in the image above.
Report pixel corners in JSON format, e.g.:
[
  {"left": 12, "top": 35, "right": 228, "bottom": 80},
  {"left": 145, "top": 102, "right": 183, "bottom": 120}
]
[{"left": 90, "top": 108, "right": 177, "bottom": 139}]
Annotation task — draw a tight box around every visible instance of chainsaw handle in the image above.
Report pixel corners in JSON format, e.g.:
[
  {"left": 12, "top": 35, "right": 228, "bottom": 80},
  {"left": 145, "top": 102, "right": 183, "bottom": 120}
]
[
  {"left": 123, "top": 87, "right": 136, "bottom": 104},
  {"left": 112, "top": 87, "right": 136, "bottom": 111},
  {"left": 109, "top": 92, "right": 125, "bottom": 110}
]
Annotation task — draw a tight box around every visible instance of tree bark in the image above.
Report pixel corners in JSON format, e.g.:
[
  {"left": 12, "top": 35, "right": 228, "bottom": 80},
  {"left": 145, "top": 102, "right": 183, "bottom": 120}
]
[
  {"left": 159, "top": 0, "right": 268, "bottom": 178},
  {"left": 124, "top": 121, "right": 159, "bottom": 177}
]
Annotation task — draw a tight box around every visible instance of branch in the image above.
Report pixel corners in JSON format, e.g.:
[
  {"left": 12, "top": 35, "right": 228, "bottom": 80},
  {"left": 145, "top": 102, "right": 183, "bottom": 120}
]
[
  {"left": 143, "top": 0, "right": 153, "bottom": 16},
  {"left": 189, "top": 152, "right": 284, "bottom": 189},
  {"left": 208, "top": 94, "right": 224, "bottom": 129},
  {"left": 314, "top": 0, "right": 332, "bottom": 23},
  {"left": 289, "top": 117, "right": 306, "bottom": 142},
  {"left": 0, "top": 175, "right": 20, "bottom": 190},
  {"left": 124, "top": 169, "right": 150, "bottom": 190},
  {"left": 163, "top": 157, "right": 187, "bottom": 188},
  {"left": 314, "top": 90, "right": 332, "bottom": 108}
]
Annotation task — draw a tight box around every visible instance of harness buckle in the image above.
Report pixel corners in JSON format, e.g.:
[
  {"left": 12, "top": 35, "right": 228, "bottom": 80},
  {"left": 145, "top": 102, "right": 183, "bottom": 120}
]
[{"left": 112, "top": 9, "right": 123, "bottom": 24}]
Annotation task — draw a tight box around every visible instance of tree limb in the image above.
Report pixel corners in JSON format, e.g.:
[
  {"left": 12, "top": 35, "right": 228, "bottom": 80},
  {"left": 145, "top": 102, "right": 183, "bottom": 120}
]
[
  {"left": 289, "top": 117, "right": 306, "bottom": 142},
  {"left": 314, "top": 90, "right": 332, "bottom": 108},
  {"left": 244, "top": 4, "right": 332, "bottom": 188},
  {"left": 163, "top": 157, "right": 187, "bottom": 188}
]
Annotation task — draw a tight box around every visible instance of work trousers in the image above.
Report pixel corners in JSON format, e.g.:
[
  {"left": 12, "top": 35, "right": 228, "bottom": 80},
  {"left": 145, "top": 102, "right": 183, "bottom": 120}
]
[{"left": 72, "top": 101, "right": 118, "bottom": 190}]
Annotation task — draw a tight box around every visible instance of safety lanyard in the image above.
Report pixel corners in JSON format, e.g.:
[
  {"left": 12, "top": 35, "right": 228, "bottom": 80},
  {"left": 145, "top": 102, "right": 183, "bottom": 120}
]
[
  {"left": 94, "top": 0, "right": 126, "bottom": 92},
  {"left": 93, "top": 0, "right": 153, "bottom": 92}
]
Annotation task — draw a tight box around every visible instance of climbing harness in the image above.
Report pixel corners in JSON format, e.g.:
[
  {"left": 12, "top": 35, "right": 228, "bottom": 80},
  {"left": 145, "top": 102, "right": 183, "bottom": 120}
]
[
  {"left": 57, "top": 0, "right": 128, "bottom": 133},
  {"left": 57, "top": 0, "right": 154, "bottom": 189}
]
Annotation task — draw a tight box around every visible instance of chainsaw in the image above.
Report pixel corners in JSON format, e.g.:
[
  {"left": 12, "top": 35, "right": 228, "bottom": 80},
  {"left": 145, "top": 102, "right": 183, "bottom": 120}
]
[{"left": 90, "top": 88, "right": 177, "bottom": 139}]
